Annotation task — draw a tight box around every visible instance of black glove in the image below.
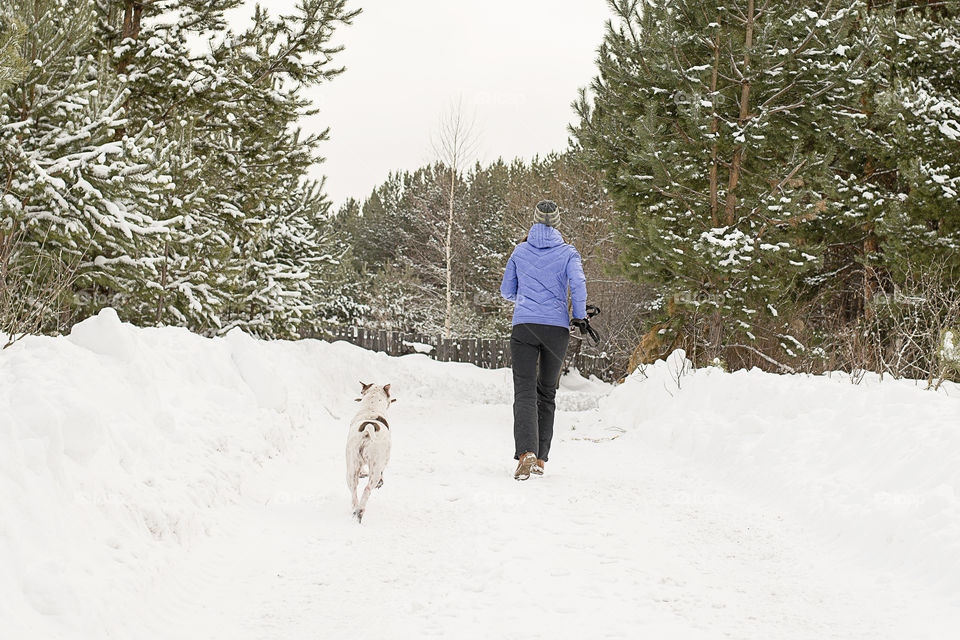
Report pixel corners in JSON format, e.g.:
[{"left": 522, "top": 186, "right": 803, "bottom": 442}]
[{"left": 571, "top": 317, "right": 600, "bottom": 344}]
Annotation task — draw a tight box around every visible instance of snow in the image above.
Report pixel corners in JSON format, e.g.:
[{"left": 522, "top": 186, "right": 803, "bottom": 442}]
[
  {"left": 402, "top": 340, "right": 434, "bottom": 355},
  {"left": 943, "top": 330, "right": 959, "bottom": 368},
  {"left": 939, "top": 120, "right": 960, "bottom": 141},
  {"left": 2, "top": 311, "right": 960, "bottom": 638}
]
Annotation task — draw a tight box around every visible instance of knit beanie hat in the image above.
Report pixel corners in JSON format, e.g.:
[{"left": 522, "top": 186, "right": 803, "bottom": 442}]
[{"left": 534, "top": 200, "right": 560, "bottom": 227}]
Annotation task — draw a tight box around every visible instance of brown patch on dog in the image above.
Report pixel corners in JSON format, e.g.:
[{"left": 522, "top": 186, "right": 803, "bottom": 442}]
[{"left": 359, "top": 420, "right": 382, "bottom": 433}]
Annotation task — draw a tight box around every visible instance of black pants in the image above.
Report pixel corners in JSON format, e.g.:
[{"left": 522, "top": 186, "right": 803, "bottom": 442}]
[{"left": 511, "top": 323, "right": 570, "bottom": 462}]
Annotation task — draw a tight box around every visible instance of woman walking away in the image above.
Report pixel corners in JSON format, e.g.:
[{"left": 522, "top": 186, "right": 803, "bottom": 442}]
[{"left": 500, "top": 200, "right": 587, "bottom": 480}]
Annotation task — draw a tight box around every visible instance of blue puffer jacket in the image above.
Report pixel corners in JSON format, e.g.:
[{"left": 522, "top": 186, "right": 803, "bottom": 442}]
[{"left": 500, "top": 224, "right": 587, "bottom": 328}]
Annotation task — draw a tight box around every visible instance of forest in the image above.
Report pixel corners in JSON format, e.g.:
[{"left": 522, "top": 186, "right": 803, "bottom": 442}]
[{"left": 2, "top": 0, "right": 958, "bottom": 382}]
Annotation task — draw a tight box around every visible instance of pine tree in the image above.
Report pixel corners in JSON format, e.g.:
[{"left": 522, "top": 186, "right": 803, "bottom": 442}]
[
  {"left": 802, "top": 1, "right": 960, "bottom": 374},
  {"left": 341, "top": 171, "right": 408, "bottom": 273},
  {"left": 574, "top": 0, "right": 868, "bottom": 367},
  {"left": 461, "top": 159, "right": 512, "bottom": 333},
  {"left": 1, "top": 0, "right": 172, "bottom": 331},
  {"left": 82, "top": 1, "right": 235, "bottom": 330},
  {"left": 85, "top": 0, "right": 359, "bottom": 337},
  {"left": 0, "top": 15, "right": 28, "bottom": 92},
  {"left": 332, "top": 152, "right": 646, "bottom": 341},
  {"left": 834, "top": 2, "right": 960, "bottom": 283}
]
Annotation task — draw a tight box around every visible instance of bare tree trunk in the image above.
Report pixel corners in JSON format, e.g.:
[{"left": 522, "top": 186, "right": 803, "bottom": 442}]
[
  {"left": 862, "top": 233, "right": 879, "bottom": 322},
  {"left": 121, "top": 1, "right": 144, "bottom": 41},
  {"left": 708, "top": 15, "right": 722, "bottom": 228},
  {"left": 724, "top": 0, "right": 754, "bottom": 226},
  {"left": 445, "top": 167, "right": 454, "bottom": 338},
  {"left": 118, "top": 1, "right": 144, "bottom": 72},
  {"left": 432, "top": 100, "right": 477, "bottom": 339},
  {"left": 156, "top": 238, "right": 168, "bottom": 324}
]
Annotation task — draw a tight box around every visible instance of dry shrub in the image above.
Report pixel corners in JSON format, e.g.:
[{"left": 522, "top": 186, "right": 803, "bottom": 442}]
[
  {"left": 1, "top": 224, "right": 82, "bottom": 348},
  {"left": 615, "top": 260, "right": 959, "bottom": 385},
  {"left": 731, "top": 262, "right": 960, "bottom": 383}
]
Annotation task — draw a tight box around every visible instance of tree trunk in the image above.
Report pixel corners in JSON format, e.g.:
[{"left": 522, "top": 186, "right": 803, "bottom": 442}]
[
  {"left": 862, "top": 233, "right": 879, "bottom": 322},
  {"left": 156, "top": 238, "right": 168, "bottom": 324},
  {"left": 122, "top": 2, "right": 144, "bottom": 41},
  {"left": 118, "top": 2, "right": 144, "bottom": 72},
  {"left": 724, "top": 0, "right": 754, "bottom": 226},
  {"left": 708, "top": 15, "right": 722, "bottom": 228},
  {"left": 445, "top": 167, "right": 454, "bottom": 339}
]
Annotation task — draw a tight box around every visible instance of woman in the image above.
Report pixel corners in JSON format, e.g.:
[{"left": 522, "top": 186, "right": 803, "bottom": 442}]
[{"left": 500, "top": 200, "right": 587, "bottom": 480}]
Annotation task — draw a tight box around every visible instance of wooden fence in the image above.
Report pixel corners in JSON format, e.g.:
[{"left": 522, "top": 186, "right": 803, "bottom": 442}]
[{"left": 307, "top": 325, "right": 619, "bottom": 382}]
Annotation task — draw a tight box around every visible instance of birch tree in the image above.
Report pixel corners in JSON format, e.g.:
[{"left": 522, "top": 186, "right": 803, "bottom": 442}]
[{"left": 432, "top": 100, "right": 477, "bottom": 338}]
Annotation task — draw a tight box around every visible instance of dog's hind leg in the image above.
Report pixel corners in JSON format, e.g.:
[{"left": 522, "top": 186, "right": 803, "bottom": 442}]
[
  {"left": 355, "top": 482, "right": 371, "bottom": 522},
  {"left": 346, "top": 456, "right": 361, "bottom": 512},
  {"left": 355, "top": 469, "right": 382, "bottom": 523},
  {"left": 348, "top": 474, "right": 360, "bottom": 512}
]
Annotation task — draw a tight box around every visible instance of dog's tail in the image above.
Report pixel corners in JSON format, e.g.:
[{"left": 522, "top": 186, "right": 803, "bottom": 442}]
[{"left": 357, "top": 420, "right": 381, "bottom": 436}]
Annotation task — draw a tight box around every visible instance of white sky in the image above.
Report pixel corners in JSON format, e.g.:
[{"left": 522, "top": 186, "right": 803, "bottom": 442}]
[{"left": 227, "top": 1, "right": 611, "bottom": 207}]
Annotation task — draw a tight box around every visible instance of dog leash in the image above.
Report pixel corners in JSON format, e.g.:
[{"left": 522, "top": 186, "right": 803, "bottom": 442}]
[{"left": 572, "top": 304, "right": 602, "bottom": 345}]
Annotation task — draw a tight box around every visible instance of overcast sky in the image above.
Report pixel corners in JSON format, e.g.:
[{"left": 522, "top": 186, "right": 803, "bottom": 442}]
[{"left": 227, "top": 1, "right": 612, "bottom": 207}]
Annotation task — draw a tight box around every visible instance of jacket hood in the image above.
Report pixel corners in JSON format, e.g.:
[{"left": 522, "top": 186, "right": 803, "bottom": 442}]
[{"left": 527, "top": 223, "right": 564, "bottom": 249}]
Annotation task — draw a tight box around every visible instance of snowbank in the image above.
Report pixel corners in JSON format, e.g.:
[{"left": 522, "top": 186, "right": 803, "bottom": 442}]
[
  {"left": 0, "top": 308, "right": 509, "bottom": 638},
  {"left": 3, "top": 312, "right": 959, "bottom": 637},
  {"left": 601, "top": 350, "right": 960, "bottom": 595}
]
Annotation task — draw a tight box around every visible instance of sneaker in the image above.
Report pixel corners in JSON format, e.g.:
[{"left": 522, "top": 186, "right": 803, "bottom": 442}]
[
  {"left": 514, "top": 452, "right": 536, "bottom": 481},
  {"left": 532, "top": 459, "right": 545, "bottom": 476}
]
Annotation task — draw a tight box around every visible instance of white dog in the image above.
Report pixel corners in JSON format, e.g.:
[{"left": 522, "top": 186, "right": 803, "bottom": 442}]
[{"left": 345, "top": 382, "right": 394, "bottom": 522}]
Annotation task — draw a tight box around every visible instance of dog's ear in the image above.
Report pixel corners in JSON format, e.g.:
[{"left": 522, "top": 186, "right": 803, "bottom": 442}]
[
  {"left": 383, "top": 383, "right": 391, "bottom": 396},
  {"left": 360, "top": 381, "right": 373, "bottom": 393}
]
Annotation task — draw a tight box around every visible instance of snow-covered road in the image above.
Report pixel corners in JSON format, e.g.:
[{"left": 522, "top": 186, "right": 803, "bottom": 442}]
[
  {"left": 3, "top": 310, "right": 959, "bottom": 639},
  {"left": 139, "top": 398, "right": 955, "bottom": 640},
  {"left": 117, "top": 376, "right": 958, "bottom": 640}
]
